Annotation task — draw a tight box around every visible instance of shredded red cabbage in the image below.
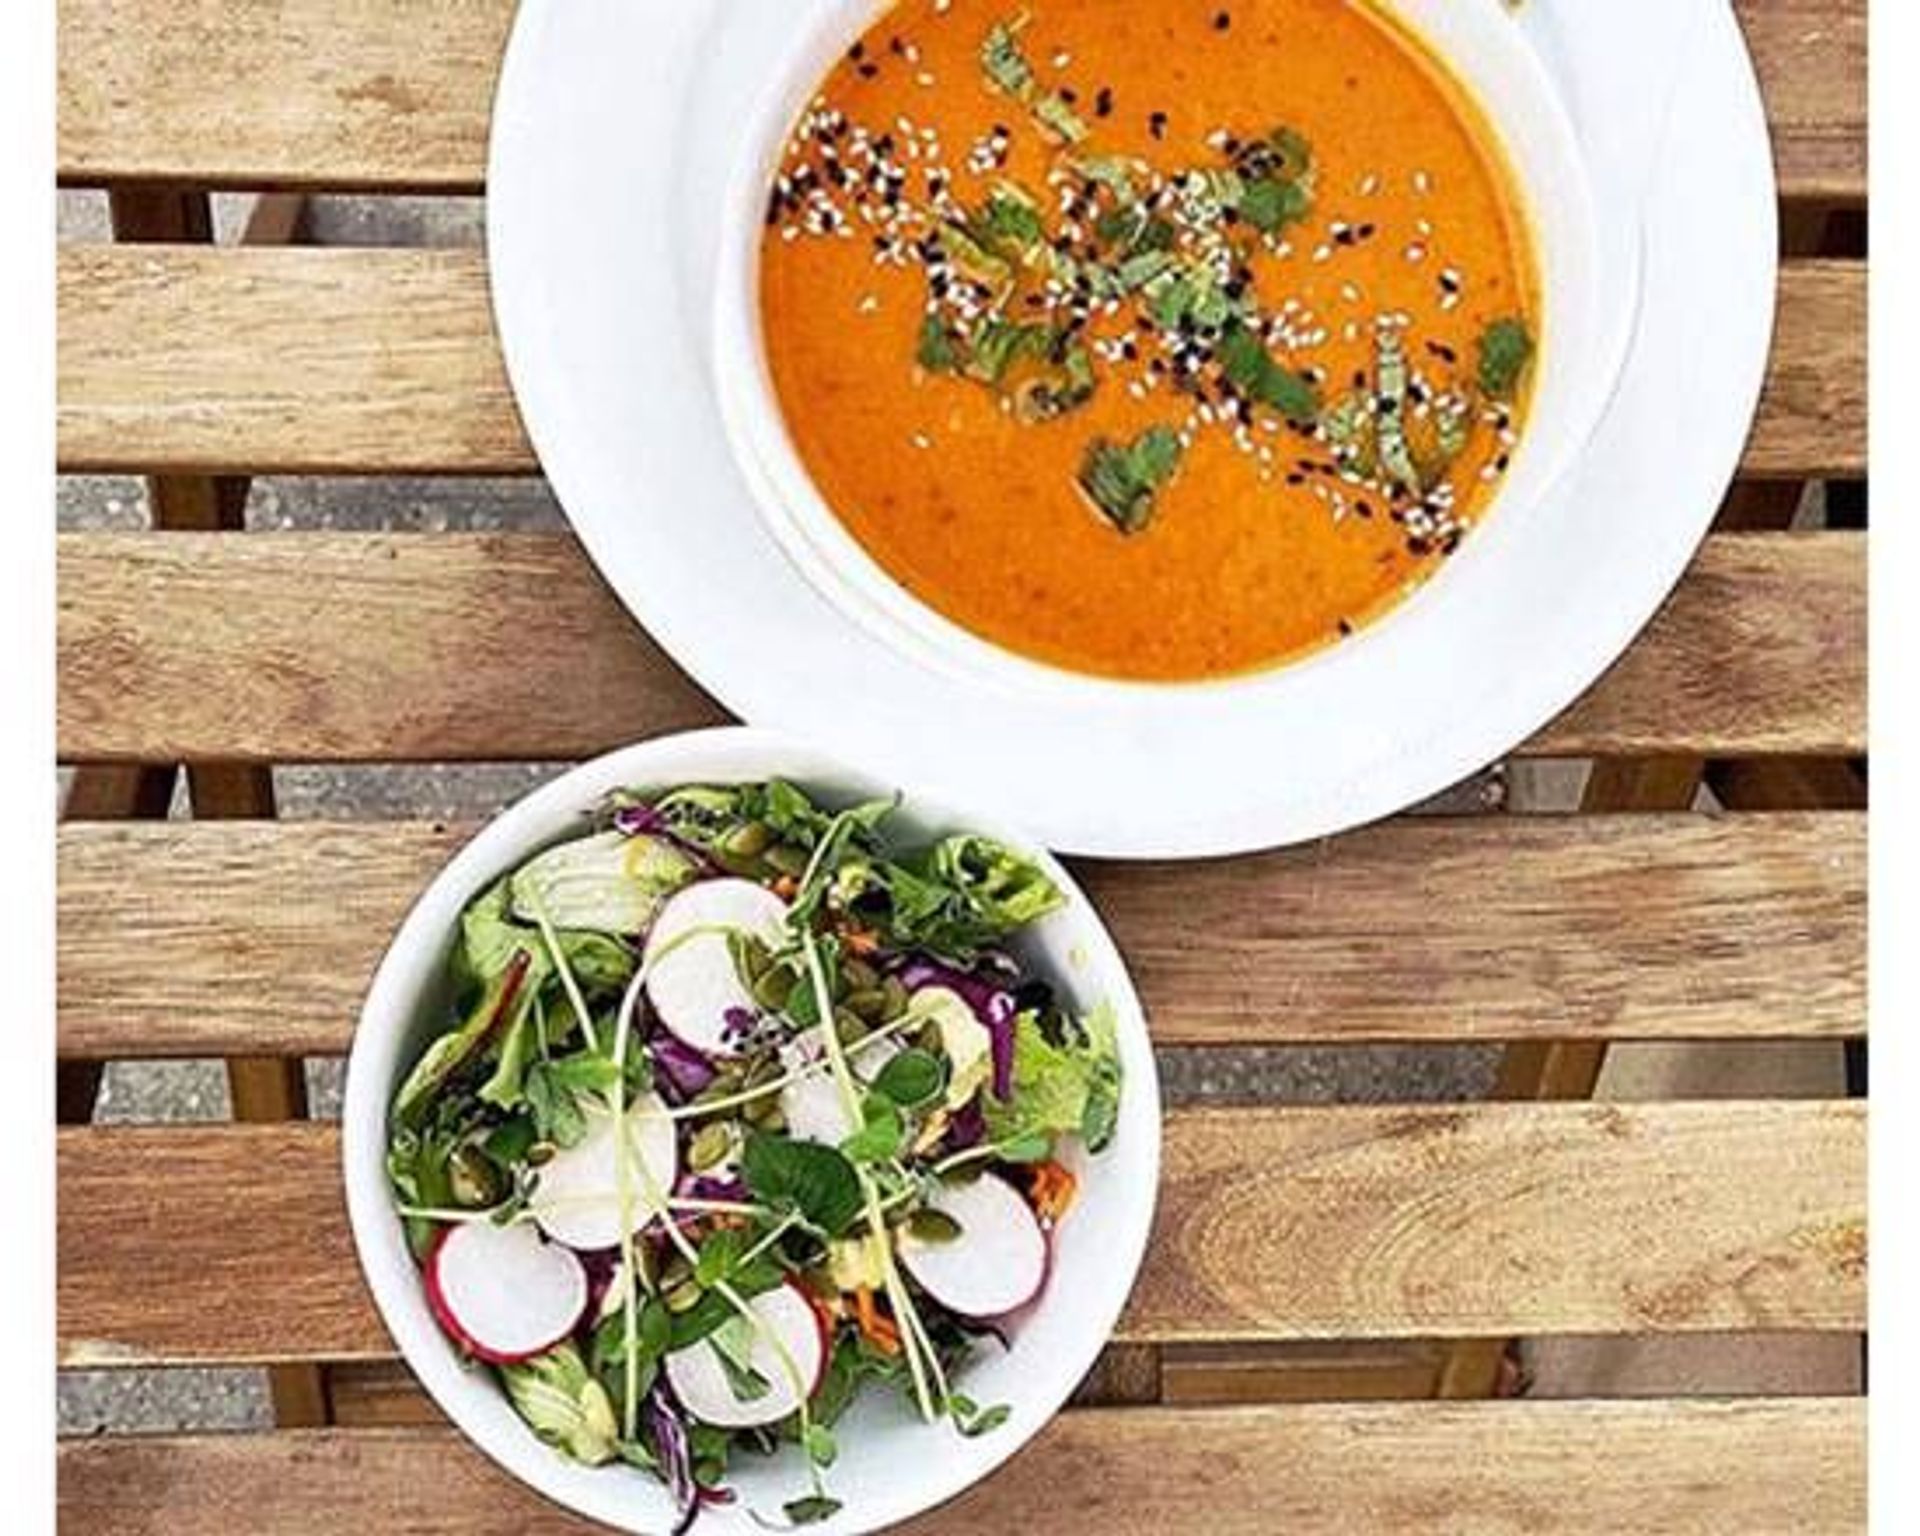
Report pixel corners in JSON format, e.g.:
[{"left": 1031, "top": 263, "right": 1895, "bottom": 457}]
[
  {"left": 942, "top": 1098, "right": 987, "bottom": 1152},
  {"left": 896, "top": 955, "right": 1020, "bottom": 1100},
  {"left": 649, "top": 1029, "right": 718, "bottom": 1103},
  {"left": 675, "top": 1171, "right": 750, "bottom": 1205},
  {"left": 644, "top": 1388, "right": 699, "bottom": 1535},
  {"left": 610, "top": 802, "right": 722, "bottom": 876}
]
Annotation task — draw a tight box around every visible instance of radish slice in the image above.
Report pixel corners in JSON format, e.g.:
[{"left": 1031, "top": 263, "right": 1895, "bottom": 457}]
[
  {"left": 898, "top": 1172, "right": 1048, "bottom": 1320},
  {"left": 529, "top": 1093, "right": 678, "bottom": 1250},
  {"left": 643, "top": 879, "right": 788, "bottom": 1057},
  {"left": 779, "top": 1028, "right": 901, "bottom": 1146},
  {"left": 425, "top": 1220, "right": 589, "bottom": 1364},
  {"left": 663, "top": 1282, "right": 827, "bottom": 1429}
]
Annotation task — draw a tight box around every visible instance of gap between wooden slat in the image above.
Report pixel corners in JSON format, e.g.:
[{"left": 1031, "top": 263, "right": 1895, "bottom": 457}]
[
  {"left": 54, "top": 530, "right": 1866, "bottom": 763},
  {"left": 54, "top": 250, "right": 1864, "bottom": 478},
  {"left": 56, "top": 1104, "right": 1864, "bottom": 1367},
  {"left": 55, "top": 812, "right": 1864, "bottom": 1060}
]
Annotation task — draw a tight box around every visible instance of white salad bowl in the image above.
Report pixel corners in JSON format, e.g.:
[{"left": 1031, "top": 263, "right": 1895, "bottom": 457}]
[
  {"left": 342, "top": 726, "right": 1162, "bottom": 1536},
  {"left": 712, "top": 0, "right": 1628, "bottom": 700}
]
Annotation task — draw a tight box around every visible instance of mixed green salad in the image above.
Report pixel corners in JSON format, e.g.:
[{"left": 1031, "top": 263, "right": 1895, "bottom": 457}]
[{"left": 387, "top": 780, "right": 1122, "bottom": 1529}]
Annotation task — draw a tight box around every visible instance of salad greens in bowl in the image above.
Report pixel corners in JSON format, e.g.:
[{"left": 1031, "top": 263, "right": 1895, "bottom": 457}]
[{"left": 344, "top": 729, "right": 1159, "bottom": 1535}]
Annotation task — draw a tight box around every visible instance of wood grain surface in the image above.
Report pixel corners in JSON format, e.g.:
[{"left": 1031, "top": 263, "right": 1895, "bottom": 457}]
[
  {"left": 57, "top": 1105, "right": 1864, "bottom": 1366},
  {"left": 56, "top": 812, "right": 1864, "bottom": 1060},
  {"left": 56, "top": 249, "right": 1864, "bottom": 478},
  {"left": 55, "top": 530, "right": 1866, "bottom": 762},
  {"left": 56, "top": 0, "right": 1866, "bottom": 204},
  {"left": 57, "top": 1401, "right": 1866, "bottom": 1535},
  {"left": 58, "top": 0, "right": 515, "bottom": 192}
]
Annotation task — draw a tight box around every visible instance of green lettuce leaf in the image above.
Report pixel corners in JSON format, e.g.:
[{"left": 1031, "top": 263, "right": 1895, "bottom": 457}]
[
  {"left": 500, "top": 1343, "right": 620, "bottom": 1466},
  {"left": 874, "top": 834, "right": 1066, "bottom": 959},
  {"left": 983, "top": 1002, "right": 1124, "bottom": 1153},
  {"left": 509, "top": 830, "right": 696, "bottom": 935}
]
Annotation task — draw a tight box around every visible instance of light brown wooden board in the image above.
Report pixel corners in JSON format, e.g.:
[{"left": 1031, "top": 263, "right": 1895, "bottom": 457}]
[
  {"left": 56, "top": 812, "right": 1864, "bottom": 1060},
  {"left": 57, "top": 1105, "right": 1864, "bottom": 1366},
  {"left": 56, "top": 0, "right": 1865, "bottom": 204},
  {"left": 55, "top": 530, "right": 1865, "bottom": 763},
  {"left": 58, "top": 0, "right": 515, "bottom": 193},
  {"left": 56, "top": 249, "right": 1863, "bottom": 478},
  {"left": 57, "top": 1401, "right": 1865, "bottom": 1535}
]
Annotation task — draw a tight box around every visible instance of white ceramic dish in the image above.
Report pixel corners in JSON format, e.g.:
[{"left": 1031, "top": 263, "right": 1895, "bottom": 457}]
[
  {"left": 712, "top": 0, "right": 1622, "bottom": 701},
  {"left": 487, "top": 0, "right": 1776, "bottom": 858},
  {"left": 342, "top": 727, "right": 1162, "bottom": 1536}
]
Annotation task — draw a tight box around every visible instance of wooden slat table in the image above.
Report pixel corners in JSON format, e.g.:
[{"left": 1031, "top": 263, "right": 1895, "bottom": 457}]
[{"left": 56, "top": 2, "right": 1867, "bottom": 1530}]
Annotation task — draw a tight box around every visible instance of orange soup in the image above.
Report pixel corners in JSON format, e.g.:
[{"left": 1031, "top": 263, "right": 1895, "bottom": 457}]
[{"left": 760, "top": 0, "right": 1538, "bottom": 681}]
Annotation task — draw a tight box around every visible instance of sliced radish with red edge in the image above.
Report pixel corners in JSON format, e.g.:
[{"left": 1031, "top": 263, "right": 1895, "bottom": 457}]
[
  {"left": 663, "top": 1281, "right": 828, "bottom": 1429},
  {"left": 529, "top": 1093, "right": 678, "bottom": 1251},
  {"left": 425, "top": 1219, "right": 589, "bottom": 1364},
  {"left": 779, "top": 1027, "right": 901, "bottom": 1146},
  {"left": 897, "top": 1170, "right": 1048, "bottom": 1320},
  {"left": 644, "top": 879, "right": 788, "bottom": 1057}
]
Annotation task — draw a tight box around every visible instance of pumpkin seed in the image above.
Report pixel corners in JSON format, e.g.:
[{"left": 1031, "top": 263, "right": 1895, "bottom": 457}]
[
  {"left": 752, "top": 967, "right": 795, "bottom": 1012},
  {"left": 687, "top": 1121, "right": 735, "bottom": 1172},
  {"left": 765, "top": 842, "right": 809, "bottom": 876},
  {"left": 722, "top": 820, "right": 774, "bottom": 858},
  {"left": 448, "top": 1145, "right": 504, "bottom": 1207},
  {"left": 844, "top": 987, "right": 889, "bottom": 1023},
  {"left": 906, "top": 1209, "right": 963, "bottom": 1244}
]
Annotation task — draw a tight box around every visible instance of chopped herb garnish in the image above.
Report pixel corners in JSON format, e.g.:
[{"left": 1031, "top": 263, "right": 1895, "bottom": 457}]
[
  {"left": 1078, "top": 425, "right": 1184, "bottom": 533},
  {"left": 1238, "top": 174, "right": 1311, "bottom": 233},
  {"left": 981, "top": 17, "right": 1089, "bottom": 144},
  {"left": 970, "top": 184, "right": 1044, "bottom": 255},
  {"left": 916, "top": 314, "right": 959, "bottom": 372},
  {"left": 1217, "top": 321, "right": 1320, "bottom": 420},
  {"left": 1372, "top": 328, "right": 1420, "bottom": 491},
  {"left": 1477, "top": 317, "right": 1535, "bottom": 398}
]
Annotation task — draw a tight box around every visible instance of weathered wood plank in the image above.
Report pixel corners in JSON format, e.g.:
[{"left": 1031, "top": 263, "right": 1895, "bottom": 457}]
[
  {"left": 55, "top": 249, "right": 1864, "bottom": 478},
  {"left": 59, "top": 248, "right": 524, "bottom": 476},
  {"left": 57, "top": 1106, "right": 1864, "bottom": 1365},
  {"left": 55, "top": 530, "right": 1866, "bottom": 762},
  {"left": 56, "top": 0, "right": 1866, "bottom": 204},
  {"left": 57, "top": 1401, "right": 1866, "bottom": 1535},
  {"left": 58, "top": 0, "right": 513, "bottom": 192},
  {"left": 56, "top": 813, "right": 1864, "bottom": 1060}
]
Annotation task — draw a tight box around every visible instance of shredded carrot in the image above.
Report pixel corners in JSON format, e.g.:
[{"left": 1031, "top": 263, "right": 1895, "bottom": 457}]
[
  {"left": 770, "top": 874, "right": 800, "bottom": 900},
  {"left": 1028, "top": 1160, "right": 1079, "bottom": 1226},
  {"left": 852, "top": 1285, "right": 901, "bottom": 1355},
  {"left": 841, "top": 927, "right": 880, "bottom": 956}
]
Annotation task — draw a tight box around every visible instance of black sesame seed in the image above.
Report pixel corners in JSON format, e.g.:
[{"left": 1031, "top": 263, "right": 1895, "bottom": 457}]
[
  {"left": 1095, "top": 87, "right": 1114, "bottom": 117},
  {"left": 848, "top": 41, "right": 865, "bottom": 60},
  {"left": 1337, "top": 618, "right": 1354, "bottom": 636},
  {"left": 857, "top": 62, "right": 879, "bottom": 79},
  {"left": 1148, "top": 111, "right": 1169, "bottom": 140},
  {"left": 1214, "top": 10, "right": 1232, "bottom": 31}
]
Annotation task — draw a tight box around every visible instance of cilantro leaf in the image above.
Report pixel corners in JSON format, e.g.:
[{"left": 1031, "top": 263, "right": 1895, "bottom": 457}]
[
  {"left": 1477, "top": 317, "right": 1535, "bottom": 398},
  {"left": 1217, "top": 321, "right": 1321, "bottom": 421},
  {"left": 1077, "top": 425, "right": 1185, "bottom": 534}
]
